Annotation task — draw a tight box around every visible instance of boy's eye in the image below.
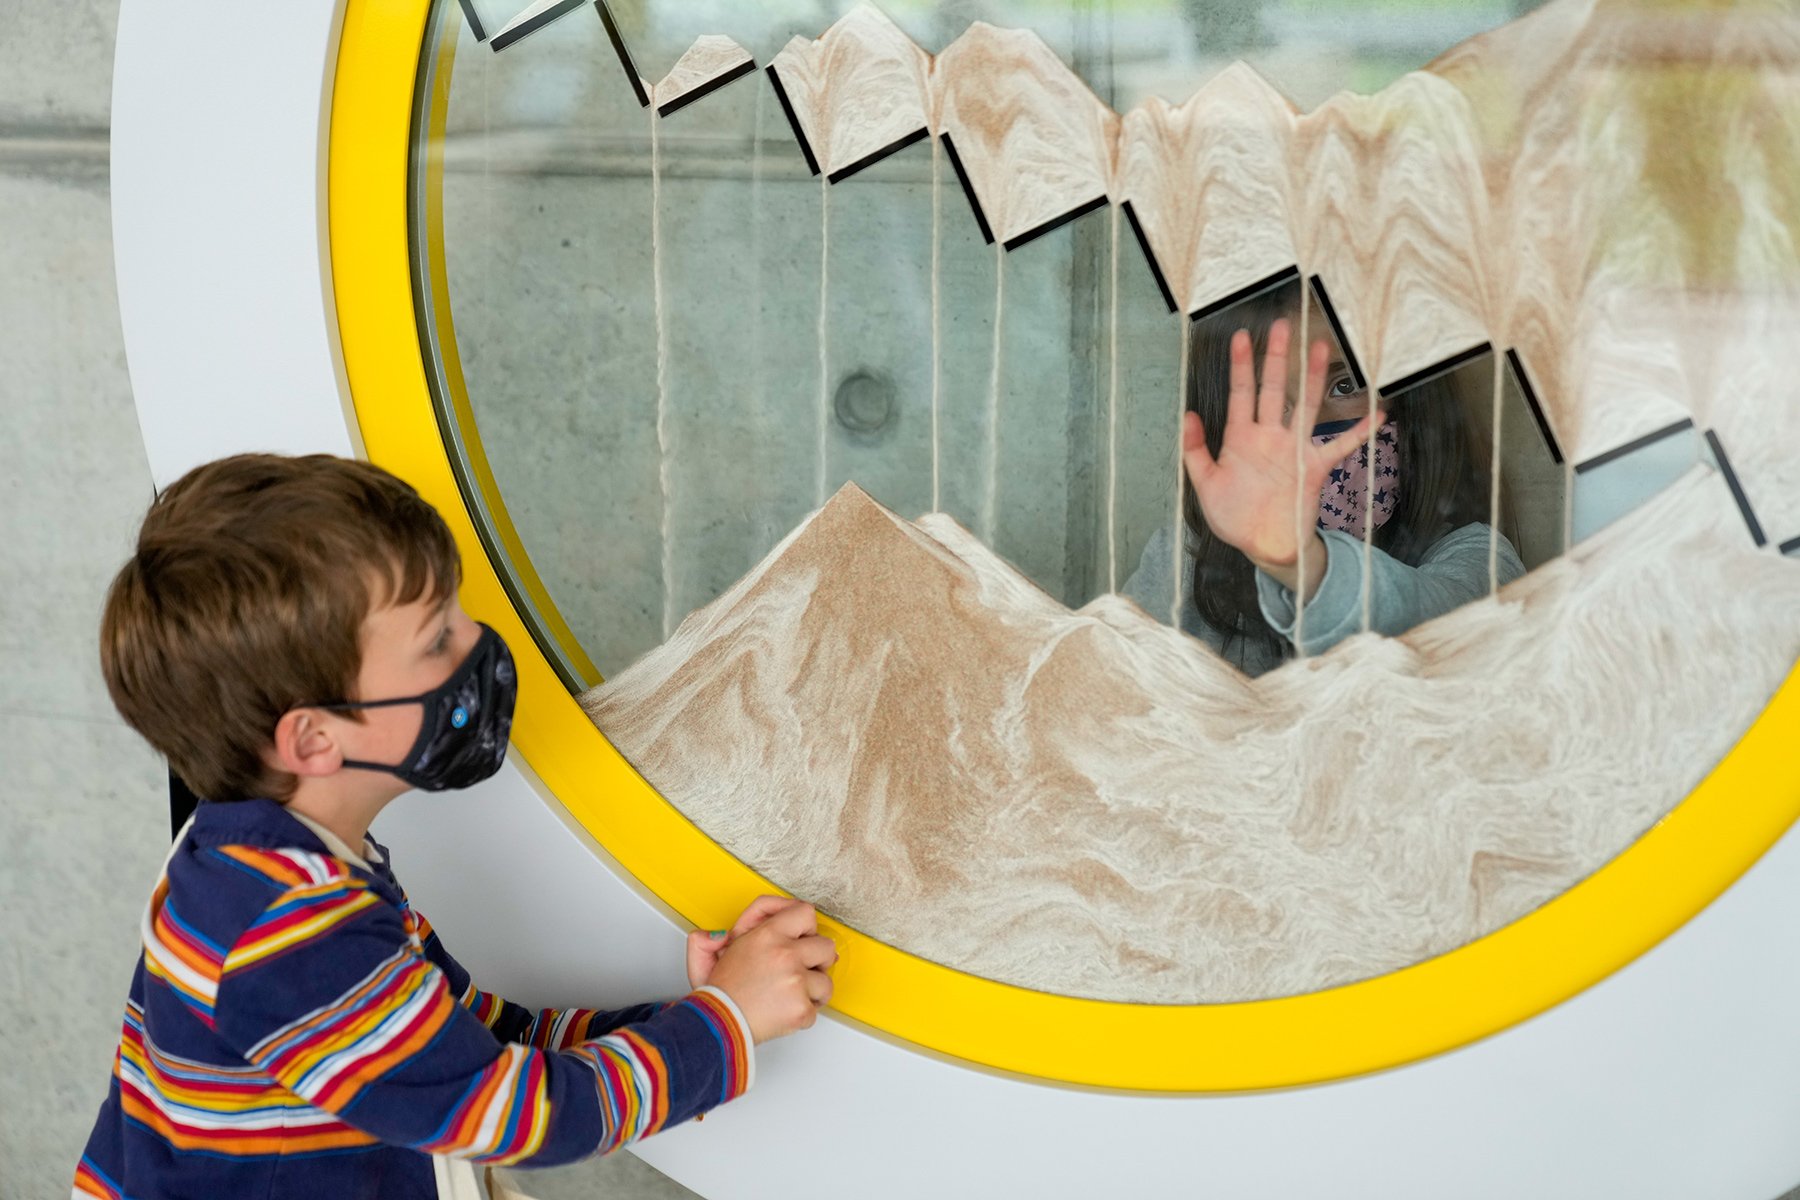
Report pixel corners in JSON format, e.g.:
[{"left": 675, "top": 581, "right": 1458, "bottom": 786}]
[{"left": 433, "top": 626, "right": 452, "bottom": 654}]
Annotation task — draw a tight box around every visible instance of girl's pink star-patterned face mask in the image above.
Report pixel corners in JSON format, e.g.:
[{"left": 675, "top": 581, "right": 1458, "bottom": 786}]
[{"left": 1312, "top": 418, "right": 1401, "bottom": 539}]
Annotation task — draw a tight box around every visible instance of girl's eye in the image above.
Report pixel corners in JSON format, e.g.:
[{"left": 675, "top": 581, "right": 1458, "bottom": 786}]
[
  {"left": 1328, "top": 375, "right": 1360, "bottom": 399},
  {"left": 433, "top": 626, "right": 452, "bottom": 654}
]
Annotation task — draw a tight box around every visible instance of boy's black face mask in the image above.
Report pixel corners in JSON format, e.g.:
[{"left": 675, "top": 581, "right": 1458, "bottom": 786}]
[{"left": 323, "top": 623, "right": 517, "bottom": 792}]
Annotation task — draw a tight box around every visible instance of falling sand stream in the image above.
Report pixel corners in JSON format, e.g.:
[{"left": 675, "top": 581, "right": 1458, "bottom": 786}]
[
  {"left": 984, "top": 243, "right": 1005, "bottom": 544},
  {"left": 651, "top": 97, "right": 675, "bottom": 643},
  {"left": 1106, "top": 203, "right": 1121, "bottom": 595},
  {"left": 817, "top": 177, "right": 832, "bottom": 508},
  {"left": 1488, "top": 349, "right": 1506, "bottom": 595},
  {"left": 930, "top": 136, "right": 943, "bottom": 515},
  {"left": 750, "top": 83, "right": 775, "bottom": 551},
  {"left": 1170, "top": 315, "right": 1190, "bottom": 631}
]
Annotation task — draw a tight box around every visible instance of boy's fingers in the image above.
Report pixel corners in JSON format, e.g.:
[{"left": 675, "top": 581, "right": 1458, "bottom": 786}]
[
  {"left": 730, "top": 894, "right": 799, "bottom": 938},
  {"left": 767, "top": 900, "right": 819, "bottom": 938},
  {"left": 804, "top": 970, "right": 834, "bottom": 1007},
  {"left": 797, "top": 934, "right": 837, "bottom": 969},
  {"left": 685, "top": 931, "right": 719, "bottom": 985}
]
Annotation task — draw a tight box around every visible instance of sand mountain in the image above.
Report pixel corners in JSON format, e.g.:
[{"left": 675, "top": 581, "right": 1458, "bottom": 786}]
[{"left": 583, "top": 477, "right": 1799, "bottom": 1003}]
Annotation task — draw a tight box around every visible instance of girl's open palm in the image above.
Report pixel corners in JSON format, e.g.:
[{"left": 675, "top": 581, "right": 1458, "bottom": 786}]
[{"left": 1184, "top": 319, "right": 1382, "bottom": 566}]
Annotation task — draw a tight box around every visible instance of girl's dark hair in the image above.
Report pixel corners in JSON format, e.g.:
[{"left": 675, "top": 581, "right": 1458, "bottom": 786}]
[{"left": 1183, "top": 282, "right": 1506, "bottom": 667}]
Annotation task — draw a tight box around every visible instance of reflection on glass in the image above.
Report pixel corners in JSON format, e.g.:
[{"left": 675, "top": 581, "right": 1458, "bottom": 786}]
[
  {"left": 1121, "top": 277, "right": 1547, "bottom": 676},
  {"left": 424, "top": 0, "right": 1533, "bottom": 681},
  {"left": 1478, "top": 349, "right": 1567, "bottom": 570}
]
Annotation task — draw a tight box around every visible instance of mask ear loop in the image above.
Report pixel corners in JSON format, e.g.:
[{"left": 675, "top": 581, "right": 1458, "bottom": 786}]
[
  {"left": 310, "top": 624, "right": 499, "bottom": 782},
  {"left": 316, "top": 694, "right": 435, "bottom": 781},
  {"left": 318, "top": 695, "right": 432, "bottom": 712},
  {"left": 314, "top": 624, "right": 497, "bottom": 713}
]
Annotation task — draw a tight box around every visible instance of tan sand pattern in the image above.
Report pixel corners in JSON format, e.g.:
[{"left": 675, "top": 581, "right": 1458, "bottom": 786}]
[
  {"left": 653, "top": 36, "right": 753, "bottom": 115},
  {"left": 584, "top": 476, "right": 1800, "bottom": 1003},
  {"left": 578, "top": 0, "right": 1800, "bottom": 1004},
  {"left": 757, "top": 0, "right": 1799, "bottom": 518},
  {"left": 932, "top": 23, "right": 1119, "bottom": 247},
  {"left": 1117, "top": 63, "right": 1298, "bottom": 318},
  {"left": 769, "top": 6, "right": 931, "bottom": 179}
]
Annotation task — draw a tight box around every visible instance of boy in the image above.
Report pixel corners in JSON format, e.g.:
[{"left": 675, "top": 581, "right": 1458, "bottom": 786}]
[{"left": 74, "top": 453, "right": 835, "bottom": 1199}]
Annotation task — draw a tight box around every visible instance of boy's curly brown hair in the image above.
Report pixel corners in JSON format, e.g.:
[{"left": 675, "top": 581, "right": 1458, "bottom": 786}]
[{"left": 100, "top": 454, "right": 460, "bottom": 803}]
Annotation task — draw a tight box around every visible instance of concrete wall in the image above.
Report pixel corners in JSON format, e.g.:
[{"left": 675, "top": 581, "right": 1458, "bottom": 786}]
[{"left": 0, "top": 5, "right": 170, "bottom": 1191}]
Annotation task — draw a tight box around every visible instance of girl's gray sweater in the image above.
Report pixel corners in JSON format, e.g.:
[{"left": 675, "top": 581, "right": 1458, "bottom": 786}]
[{"left": 1120, "top": 522, "right": 1526, "bottom": 677}]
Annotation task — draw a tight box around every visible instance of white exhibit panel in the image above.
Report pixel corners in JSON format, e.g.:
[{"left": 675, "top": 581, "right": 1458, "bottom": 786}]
[
  {"left": 111, "top": 1, "right": 1800, "bottom": 1197},
  {"left": 111, "top": 0, "right": 358, "bottom": 489},
  {"left": 390, "top": 766, "right": 1800, "bottom": 1200}
]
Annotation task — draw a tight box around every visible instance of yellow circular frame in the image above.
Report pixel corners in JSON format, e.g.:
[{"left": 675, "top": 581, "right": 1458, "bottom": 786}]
[{"left": 330, "top": 0, "right": 1800, "bottom": 1093}]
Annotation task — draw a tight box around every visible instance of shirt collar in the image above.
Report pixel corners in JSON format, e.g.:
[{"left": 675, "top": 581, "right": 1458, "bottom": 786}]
[
  {"left": 187, "top": 798, "right": 394, "bottom": 892},
  {"left": 285, "top": 808, "right": 383, "bottom": 871}
]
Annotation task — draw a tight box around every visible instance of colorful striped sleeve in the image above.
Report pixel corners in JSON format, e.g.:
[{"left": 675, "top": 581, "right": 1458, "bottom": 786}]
[
  {"left": 211, "top": 874, "right": 754, "bottom": 1166},
  {"left": 406, "top": 907, "right": 667, "bottom": 1052}
]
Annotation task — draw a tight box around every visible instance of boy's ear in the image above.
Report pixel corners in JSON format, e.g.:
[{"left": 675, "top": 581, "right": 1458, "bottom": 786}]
[{"left": 266, "top": 708, "right": 346, "bottom": 778}]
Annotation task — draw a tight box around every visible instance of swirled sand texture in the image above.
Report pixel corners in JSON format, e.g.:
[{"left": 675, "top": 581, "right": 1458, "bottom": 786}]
[
  {"left": 578, "top": 0, "right": 1800, "bottom": 1004},
  {"left": 653, "top": 36, "right": 753, "bottom": 115},
  {"left": 1117, "top": 64, "right": 1297, "bottom": 316},
  {"left": 932, "top": 23, "right": 1118, "bottom": 246},
  {"left": 747, "top": 0, "right": 1799, "bottom": 531},
  {"left": 584, "top": 476, "right": 1800, "bottom": 1003},
  {"left": 1289, "top": 72, "right": 1493, "bottom": 390},
  {"left": 1429, "top": 0, "right": 1800, "bottom": 516},
  {"left": 769, "top": 5, "right": 931, "bottom": 179}
]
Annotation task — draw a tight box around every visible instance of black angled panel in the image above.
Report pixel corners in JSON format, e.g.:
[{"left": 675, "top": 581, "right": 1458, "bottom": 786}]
[
  {"left": 1003, "top": 194, "right": 1109, "bottom": 252},
  {"left": 1306, "top": 275, "right": 1366, "bottom": 392},
  {"left": 594, "top": 0, "right": 650, "bottom": 107},
  {"left": 938, "top": 132, "right": 993, "bottom": 245},
  {"left": 1504, "top": 348, "right": 1564, "bottom": 466},
  {"left": 489, "top": 0, "right": 589, "bottom": 53},
  {"left": 1188, "top": 265, "right": 1300, "bottom": 325},
  {"left": 1380, "top": 341, "right": 1493, "bottom": 399},
  {"left": 1574, "top": 417, "right": 1694, "bottom": 475},
  {"left": 827, "top": 126, "right": 929, "bottom": 184},
  {"left": 457, "top": 0, "right": 489, "bottom": 42},
  {"left": 656, "top": 57, "right": 756, "bottom": 118},
  {"left": 1705, "top": 429, "right": 1768, "bottom": 548},
  {"left": 1120, "top": 199, "right": 1176, "bottom": 314},
  {"left": 765, "top": 64, "right": 819, "bottom": 176}
]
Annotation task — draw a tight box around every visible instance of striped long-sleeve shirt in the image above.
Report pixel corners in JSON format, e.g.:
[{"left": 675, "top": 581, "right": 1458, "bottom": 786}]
[{"left": 74, "top": 797, "right": 754, "bottom": 1200}]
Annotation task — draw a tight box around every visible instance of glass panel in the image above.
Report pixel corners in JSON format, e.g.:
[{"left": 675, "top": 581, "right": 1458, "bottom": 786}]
[
  {"left": 428, "top": 0, "right": 1540, "bottom": 681},
  {"left": 1112, "top": 274, "right": 1562, "bottom": 676},
  {"left": 412, "top": 0, "right": 1800, "bottom": 1015}
]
